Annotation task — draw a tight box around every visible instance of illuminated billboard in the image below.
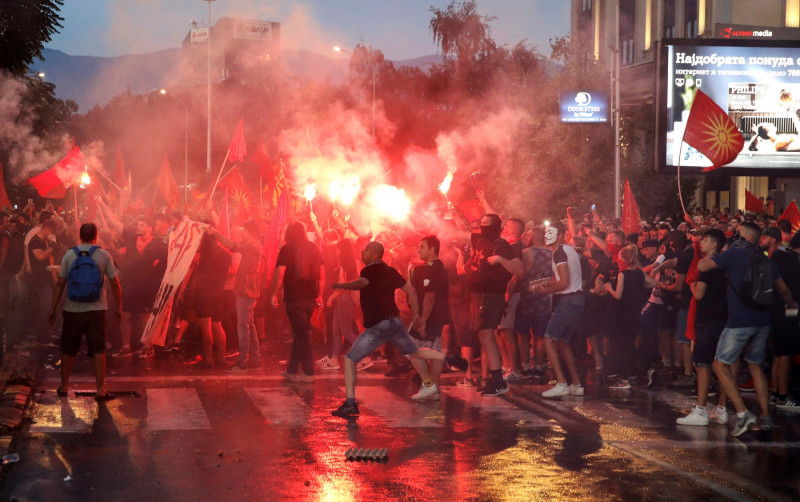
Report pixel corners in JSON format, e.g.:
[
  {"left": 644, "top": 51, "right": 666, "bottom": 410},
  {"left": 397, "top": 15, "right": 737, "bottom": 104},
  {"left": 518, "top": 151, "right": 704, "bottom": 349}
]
[
  {"left": 559, "top": 90, "right": 608, "bottom": 123},
  {"left": 658, "top": 39, "right": 800, "bottom": 173}
]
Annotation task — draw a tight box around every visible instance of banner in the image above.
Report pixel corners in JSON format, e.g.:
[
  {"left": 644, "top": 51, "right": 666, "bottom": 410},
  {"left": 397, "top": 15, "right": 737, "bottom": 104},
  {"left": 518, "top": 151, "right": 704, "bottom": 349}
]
[{"left": 140, "top": 218, "right": 205, "bottom": 346}]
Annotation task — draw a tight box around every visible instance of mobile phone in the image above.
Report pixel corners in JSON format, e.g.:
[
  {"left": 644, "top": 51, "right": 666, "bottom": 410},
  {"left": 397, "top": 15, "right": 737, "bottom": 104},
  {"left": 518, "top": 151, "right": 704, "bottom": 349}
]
[{"left": 591, "top": 204, "right": 596, "bottom": 211}]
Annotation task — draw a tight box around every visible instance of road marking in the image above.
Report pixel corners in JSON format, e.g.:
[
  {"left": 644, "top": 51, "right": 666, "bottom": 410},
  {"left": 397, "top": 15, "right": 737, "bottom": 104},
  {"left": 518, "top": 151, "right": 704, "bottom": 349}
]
[
  {"left": 442, "top": 387, "right": 553, "bottom": 427},
  {"left": 49, "top": 373, "right": 388, "bottom": 383},
  {"left": 350, "top": 387, "right": 445, "bottom": 428},
  {"left": 30, "top": 394, "right": 97, "bottom": 433},
  {"left": 575, "top": 401, "right": 666, "bottom": 428},
  {"left": 146, "top": 388, "right": 211, "bottom": 430},
  {"left": 245, "top": 388, "right": 310, "bottom": 426}
]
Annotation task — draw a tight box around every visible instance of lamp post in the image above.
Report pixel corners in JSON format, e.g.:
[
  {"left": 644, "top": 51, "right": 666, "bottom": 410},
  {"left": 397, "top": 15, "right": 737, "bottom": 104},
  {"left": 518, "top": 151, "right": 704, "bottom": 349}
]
[
  {"left": 334, "top": 45, "right": 376, "bottom": 136},
  {"left": 204, "top": 0, "right": 216, "bottom": 173}
]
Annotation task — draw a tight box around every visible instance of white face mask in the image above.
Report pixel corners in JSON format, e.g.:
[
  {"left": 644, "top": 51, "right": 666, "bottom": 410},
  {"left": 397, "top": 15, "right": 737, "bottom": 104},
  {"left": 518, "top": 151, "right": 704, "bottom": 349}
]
[{"left": 544, "top": 227, "right": 558, "bottom": 245}]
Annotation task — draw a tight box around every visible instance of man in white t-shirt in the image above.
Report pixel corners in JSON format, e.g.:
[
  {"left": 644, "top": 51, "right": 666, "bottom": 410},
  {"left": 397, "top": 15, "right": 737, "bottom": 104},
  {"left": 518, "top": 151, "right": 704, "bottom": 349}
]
[
  {"left": 49, "top": 223, "right": 122, "bottom": 401},
  {"left": 531, "top": 223, "right": 585, "bottom": 398}
]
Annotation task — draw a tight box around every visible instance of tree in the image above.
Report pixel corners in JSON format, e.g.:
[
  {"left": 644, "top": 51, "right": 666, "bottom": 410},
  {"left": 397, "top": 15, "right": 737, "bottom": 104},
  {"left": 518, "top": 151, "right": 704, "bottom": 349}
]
[{"left": 0, "top": 0, "right": 64, "bottom": 75}]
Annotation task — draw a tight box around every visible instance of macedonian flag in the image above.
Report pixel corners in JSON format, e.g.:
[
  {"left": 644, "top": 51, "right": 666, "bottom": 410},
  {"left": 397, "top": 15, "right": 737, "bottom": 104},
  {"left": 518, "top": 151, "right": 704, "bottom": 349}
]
[{"left": 682, "top": 90, "right": 744, "bottom": 172}]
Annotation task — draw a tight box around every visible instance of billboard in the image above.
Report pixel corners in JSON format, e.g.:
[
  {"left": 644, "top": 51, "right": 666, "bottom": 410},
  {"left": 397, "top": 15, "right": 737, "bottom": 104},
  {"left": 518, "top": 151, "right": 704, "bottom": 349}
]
[
  {"left": 560, "top": 90, "right": 608, "bottom": 123},
  {"left": 658, "top": 39, "right": 800, "bottom": 173}
]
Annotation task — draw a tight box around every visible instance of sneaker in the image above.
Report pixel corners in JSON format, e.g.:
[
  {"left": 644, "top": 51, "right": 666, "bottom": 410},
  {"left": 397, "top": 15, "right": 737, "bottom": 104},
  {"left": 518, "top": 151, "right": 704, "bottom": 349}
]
[
  {"left": 112, "top": 347, "right": 133, "bottom": 358},
  {"left": 777, "top": 397, "right": 800, "bottom": 411},
  {"left": 481, "top": 379, "right": 509, "bottom": 397},
  {"left": 137, "top": 348, "right": 155, "bottom": 359},
  {"left": 528, "top": 367, "right": 547, "bottom": 381},
  {"left": 444, "top": 352, "right": 469, "bottom": 372},
  {"left": 542, "top": 382, "right": 570, "bottom": 398},
  {"left": 670, "top": 374, "right": 695, "bottom": 388},
  {"left": 456, "top": 378, "right": 477, "bottom": 387},
  {"left": 708, "top": 406, "right": 729, "bottom": 425},
  {"left": 332, "top": 401, "right": 359, "bottom": 417},
  {"left": 732, "top": 410, "right": 757, "bottom": 437},
  {"left": 568, "top": 384, "right": 584, "bottom": 396},
  {"left": 316, "top": 356, "right": 332, "bottom": 366},
  {"left": 676, "top": 406, "right": 709, "bottom": 426},
  {"left": 412, "top": 383, "right": 440, "bottom": 401},
  {"left": 738, "top": 378, "right": 755, "bottom": 393},
  {"left": 227, "top": 363, "right": 249, "bottom": 373},
  {"left": 758, "top": 416, "right": 775, "bottom": 431},
  {"left": 320, "top": 360, "right": 341, "bottom": 370},
  {"left": 503, "top": 371, "right": 523, "bottom": 382},
  {"left": 356, "top": 357, "right": 374, "bottom": 371},
  {"left": 608, "top": 379, "right": 632, "bottom": 390}
]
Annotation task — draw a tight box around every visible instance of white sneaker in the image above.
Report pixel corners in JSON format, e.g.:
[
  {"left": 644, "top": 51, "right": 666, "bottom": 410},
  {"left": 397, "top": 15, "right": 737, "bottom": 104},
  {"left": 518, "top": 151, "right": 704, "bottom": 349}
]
[
  {"left": 412, "top": 383, "right": 440, "bottom": 401},
  {"left": 708, "top": 406, "right": 729, "bottom": 424},
  {"left": 568, "top": 384, "right": 584, "bottom": 396},
  {"left": 356, "top": 357, "right": 373, "bottom": 371},
  {"left": 320, "top": 359, "right": 341, "bottom": 370},
  {"left": 316, "top": 356, "right": 331, "bottom": 366},
  {"left": 542, "top": 383, "right": 570, "bottom": 398},
  {"left": 503, "top": 371, "right": 523, "bottom": 382},
  {"left": 676, "top": 406, "right": 709, "bottom": 426}
]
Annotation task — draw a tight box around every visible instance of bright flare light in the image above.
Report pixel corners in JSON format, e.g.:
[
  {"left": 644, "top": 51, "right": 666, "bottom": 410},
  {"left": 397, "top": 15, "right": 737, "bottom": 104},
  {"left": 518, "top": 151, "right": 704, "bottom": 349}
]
[
  {"left": 544, "top": 220, "right": 550, "bottom": 227},
  {"left": 303, "top": 183, "right": 316, "bottom": 201},
  {"left": 80, "top": 173, "right": 91, "bottom": 186},
  {"left": 439, "top": 172, "right": 453, "bottom": 195},
  {"left": 371, "top": 185, "right": 410, "bottom": 222},
  {"left": 329, "top": 177, "right": 360, "bottom": 206}
]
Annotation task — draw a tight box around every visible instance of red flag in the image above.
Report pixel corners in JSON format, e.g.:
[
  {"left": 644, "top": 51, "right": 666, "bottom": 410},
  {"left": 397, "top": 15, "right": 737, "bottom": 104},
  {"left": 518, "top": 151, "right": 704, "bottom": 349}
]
[
  {"left": 621, "top": 179, "right": 641, "bottom": 235},
  {"left": 228, "top": 119, "right": 247, "bottom": 163},
  {"left": 219, "top": 189, "right": 231, "bottom": 238},
  {"left": 157, "top": 156, "right": 180, "bottom": 208},
  {"left": 28, "top": 146, "right": 85, "bottom": 199},
  {"left": 114, "top": 146, "right": 126, "bottom": 190},
  {"left": 779, "top": 200, "right": 800, "bottom": 233},
  {"left": 0, "top": 164, "right": 11, "bottom": 209},
  {"left": 744, "top": 189, "right": 764, "bottom": 213},
  {"left": 252, "top": 141, "right": 273, "bottom": 180},
  {"left": 264, "top": 162, "right": 288, "bottom": 273},
  {"left": 217, "top": 166, "right": 252, "bottom": 209},
  {"left": 682, "top": 90, "right": 744, "bottom": 172}
]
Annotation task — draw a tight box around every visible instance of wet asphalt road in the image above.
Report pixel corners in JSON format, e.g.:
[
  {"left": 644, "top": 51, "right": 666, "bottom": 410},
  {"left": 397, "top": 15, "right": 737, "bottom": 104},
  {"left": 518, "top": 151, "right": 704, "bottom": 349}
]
[{"left": 2, "top": 344, "right": 800, "bottom": 502}]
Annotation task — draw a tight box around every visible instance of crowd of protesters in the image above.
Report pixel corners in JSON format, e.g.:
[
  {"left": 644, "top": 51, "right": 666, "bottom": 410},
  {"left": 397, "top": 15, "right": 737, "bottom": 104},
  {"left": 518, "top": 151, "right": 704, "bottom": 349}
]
[{"left": 1, "top": 193, "right": 800, "bottom": 436}]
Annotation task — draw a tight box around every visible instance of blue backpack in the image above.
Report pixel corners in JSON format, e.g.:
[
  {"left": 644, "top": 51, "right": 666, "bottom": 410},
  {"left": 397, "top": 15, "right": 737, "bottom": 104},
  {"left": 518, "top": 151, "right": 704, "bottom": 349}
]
[{"left": 67, "top": 246, "right": 103, "bottom": 302}]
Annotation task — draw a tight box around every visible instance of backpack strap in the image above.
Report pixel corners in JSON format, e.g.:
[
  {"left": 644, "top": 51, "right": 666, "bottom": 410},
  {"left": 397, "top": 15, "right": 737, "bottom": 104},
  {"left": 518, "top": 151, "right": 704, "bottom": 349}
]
[
  {"left": 72, "top": 246, "right": 82, "bottom": 256},
  {"left": 88, "top": 245, "right": 99, "bottom": 256}
]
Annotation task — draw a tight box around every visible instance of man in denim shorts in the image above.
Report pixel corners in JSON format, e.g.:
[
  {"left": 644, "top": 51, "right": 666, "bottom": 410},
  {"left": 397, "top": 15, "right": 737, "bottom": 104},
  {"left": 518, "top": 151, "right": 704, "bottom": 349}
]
[
  {"left": 698, "top": 222, "right": 796, "bottom": 436},
  {"left": 331, "top": 241, "right": 445, "bottom": 417}
]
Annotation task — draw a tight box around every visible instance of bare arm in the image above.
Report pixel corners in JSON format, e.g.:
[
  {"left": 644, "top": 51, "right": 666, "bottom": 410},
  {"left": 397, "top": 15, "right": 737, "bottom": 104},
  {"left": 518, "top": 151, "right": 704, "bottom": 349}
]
[
  {"left": 269, "top": 265, "right": 286, "bottom": 307},
  {"left": 692, "top": 280, "right": 707, "bottom": 300},
  {"left": 487, "top": 255, "right": 523, "bottom": 276},
  {"left": 401, "top": 281, "right": 422, "bottom": 323},
  {"left": 334, "top": 277, "right": 369, "bottom": 290},
  {"left": 697, "top": 257, "right": 718, "bottom": 273},
  {"left": 109, "top": 276, "right": 122, "bottom": 320},
  {"left": 775, "top": 277, "right": 797, "bottom": 308},
  {"left": 48, "top": 277, "right": 67, "bottom": 324},
  {"left": 604, "top": 272, "right": 625, "bottom": 300},
  {"left": 536, "top": 262, "right": 570, "bottom": 294}
]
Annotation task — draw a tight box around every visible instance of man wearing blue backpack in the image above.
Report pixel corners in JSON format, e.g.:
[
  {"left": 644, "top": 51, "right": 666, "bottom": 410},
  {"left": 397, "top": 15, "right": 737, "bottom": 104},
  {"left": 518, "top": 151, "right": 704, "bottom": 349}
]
[{"left": 49, "top": 223, "right": 122, "bottom": 401}]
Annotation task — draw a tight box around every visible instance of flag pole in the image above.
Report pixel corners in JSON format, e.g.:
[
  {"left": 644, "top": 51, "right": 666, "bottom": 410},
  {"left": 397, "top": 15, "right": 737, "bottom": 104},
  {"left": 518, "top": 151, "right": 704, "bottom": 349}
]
[
  {"left": 208, "top": 148, "right": 231, "bottom": 201},
  {"left": 88, "top": 166, "right": 122, "bottom": 192}
]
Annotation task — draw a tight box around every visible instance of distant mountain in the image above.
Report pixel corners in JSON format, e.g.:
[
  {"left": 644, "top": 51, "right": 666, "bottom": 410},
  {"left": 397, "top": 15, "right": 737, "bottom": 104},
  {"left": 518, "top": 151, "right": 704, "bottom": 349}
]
[{"left": 33, "top": 48, "right": 443, "bottom": 112}]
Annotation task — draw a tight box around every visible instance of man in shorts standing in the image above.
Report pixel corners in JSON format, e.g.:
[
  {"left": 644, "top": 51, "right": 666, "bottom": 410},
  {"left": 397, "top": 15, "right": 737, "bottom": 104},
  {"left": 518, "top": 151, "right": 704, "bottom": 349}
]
[
  {"left": 330, "top": 241, "right": 445, "bottom": 417},
  {"left": 49, "top": 223, "right": 122, "bottom": 401},
  {"left": 698, "top": 222, "right": 796, "bottom": 435}
]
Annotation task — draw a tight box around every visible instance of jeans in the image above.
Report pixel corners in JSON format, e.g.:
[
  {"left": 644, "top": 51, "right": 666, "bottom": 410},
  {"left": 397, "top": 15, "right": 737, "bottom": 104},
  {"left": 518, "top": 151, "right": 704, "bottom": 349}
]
[
  {"left": 236, "top": 296, "right": 259, "bottom": 366},
  {"left": 286, "top": 300, "right": 316, "bottom": 375},
  {"left": 715, "top": 325, "right": 770, "bottom": 365},
  {"left": 346, "top": 317, "right": 418, "bottom": 363}
]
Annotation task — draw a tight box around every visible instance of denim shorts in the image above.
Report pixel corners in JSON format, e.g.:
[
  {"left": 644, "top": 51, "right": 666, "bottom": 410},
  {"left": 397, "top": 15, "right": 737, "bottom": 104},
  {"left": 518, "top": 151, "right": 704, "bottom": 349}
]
[
  {"left": 714, "top": 325, "right": 770, "bottom": 365},
  {"left": 545, "top": 293, "right": 585, "bottom": 343},
  {"left": 346, "top": 317, "right": 419, "bottom": 363},
  {"left": 675, "top": 308, "right": 691, "bottom": 345}
]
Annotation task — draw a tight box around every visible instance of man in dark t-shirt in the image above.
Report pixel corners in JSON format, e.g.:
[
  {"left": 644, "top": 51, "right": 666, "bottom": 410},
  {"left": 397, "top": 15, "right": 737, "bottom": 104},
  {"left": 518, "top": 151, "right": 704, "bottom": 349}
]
[
  {"left": 330, "top": 241, "right": 446, "bottom": 417},
  {"left": 268, "top": 221, "right": 324, "bottom": 381},
  {"left": 28, "top": 220, "right": 58, "bottom": 342}
]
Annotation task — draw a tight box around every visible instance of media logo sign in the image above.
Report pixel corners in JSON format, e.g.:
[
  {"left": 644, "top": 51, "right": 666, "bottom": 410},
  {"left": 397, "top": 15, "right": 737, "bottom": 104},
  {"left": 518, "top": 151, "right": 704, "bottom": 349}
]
[{"left": 560, "top": 91, "right": 608, "bottom": 123}]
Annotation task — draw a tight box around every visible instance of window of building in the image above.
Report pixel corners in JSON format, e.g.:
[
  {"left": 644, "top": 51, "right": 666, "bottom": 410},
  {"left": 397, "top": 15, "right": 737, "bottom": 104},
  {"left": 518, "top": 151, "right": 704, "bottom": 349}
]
[
  {"left": 685, "top": 0, "right": 698, "bottom": 38},
  {"left": 620, "top": 0, "right": 635, "bottom": 65},
  {"left": 582, "top": 0, "right": 592, "bottom": 12},
  {"left": 663, "top": 0, "right": 675, "bottom": 38}
]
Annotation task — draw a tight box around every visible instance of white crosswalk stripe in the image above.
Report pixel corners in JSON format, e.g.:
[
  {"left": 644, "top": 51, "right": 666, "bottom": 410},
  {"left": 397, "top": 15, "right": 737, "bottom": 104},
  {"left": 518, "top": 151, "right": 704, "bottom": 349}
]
[
  {"left": 31, "top": 393, "right": 97, "bottom": 433},
  {"left": 442, "top": 386, "right": 554, "bottom": 427},
  {"left": 146, "top": 388, "right": 211, "bottom": 430},
  {"left": 246, "top": 388, "right": 310, "bottom": 426},
  {"left": 351, "top": 387, "right": 445, "bottom": 428}
]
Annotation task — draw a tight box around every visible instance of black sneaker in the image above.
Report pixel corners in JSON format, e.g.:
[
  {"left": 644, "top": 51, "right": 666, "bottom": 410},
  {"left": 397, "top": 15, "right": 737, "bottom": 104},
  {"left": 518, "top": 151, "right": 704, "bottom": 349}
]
[
  {"left": 481, "top": 379, "right": 509, "bottom": 397},
  {"left": 332, "top": 401, "right": 360, "bottom": 417},
  {"left": 445, "top": 352, "right": 469, "bottom": 372}
]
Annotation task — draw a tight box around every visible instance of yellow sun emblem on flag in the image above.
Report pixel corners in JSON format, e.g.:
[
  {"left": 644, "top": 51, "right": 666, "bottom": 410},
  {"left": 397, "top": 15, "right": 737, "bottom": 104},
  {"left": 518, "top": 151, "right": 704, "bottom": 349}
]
[
  {"left": 699, "top": 112, "right": 741, "bottom": 161},
  {"left": 232, "top": 188, "right": 251, "bottom": 208}
]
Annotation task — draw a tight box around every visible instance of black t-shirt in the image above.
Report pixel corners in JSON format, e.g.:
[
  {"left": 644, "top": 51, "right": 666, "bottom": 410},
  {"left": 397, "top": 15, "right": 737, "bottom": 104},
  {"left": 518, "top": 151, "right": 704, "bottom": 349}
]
[
  {"left": 770, "top": 248, "right": 800, "bottom": 307},
  {"left": 618, "top": 269, "right": 647, "bottom": 314},
  {"left": 360, "top": 261, "right": 406, "bottom": 328},
  {"left": 466, "top": 236, "right": 515, "bottom": 293},
  {"left": 410, "top": 259, "right": 450, "bottom": 329},
  {"left": 28, "top": 235, "right": 52, "bottom": 285},
  {"left": 695, "top": 268, "right": 728, "bottom": 324},
  {"left": 141, "top": 237, "right": 168, "bottom": 300},
  {"left": 1, "top": 230, "right": 24, "bottom": 274},
  {"left": 276, "top": 240, "right": 322, "bottom": 303},
  {"left": 194, "top": 237, "right": 231, "bottom": 289},
  {"left": 675, "top": 245, "right": 695, "bottom": 309}
]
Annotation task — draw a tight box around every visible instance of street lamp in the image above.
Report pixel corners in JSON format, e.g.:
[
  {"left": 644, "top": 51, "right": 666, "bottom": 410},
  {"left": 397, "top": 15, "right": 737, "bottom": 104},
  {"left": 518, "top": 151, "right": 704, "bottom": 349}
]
[
  {"left": 334, "top": 45, "right": 376, "bottom": 136},
  {"left": 159, "top": 88, "right": 189, "bottom": 204},
  {"left": 204, "top": 0, "right": 217, "bottom": 173}
]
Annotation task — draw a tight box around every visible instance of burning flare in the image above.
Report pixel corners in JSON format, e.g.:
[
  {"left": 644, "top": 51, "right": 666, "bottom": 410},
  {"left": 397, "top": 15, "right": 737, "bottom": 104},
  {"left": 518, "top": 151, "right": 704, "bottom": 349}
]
[
  {"left": 371, "top": 185, "right": 410, "bottom": 222},
  {"left": 303, "top": 183, "right": 316, "bottom": 201},
  {"left": 439, "top": 172, "right": 453, "bottom": 195}
]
